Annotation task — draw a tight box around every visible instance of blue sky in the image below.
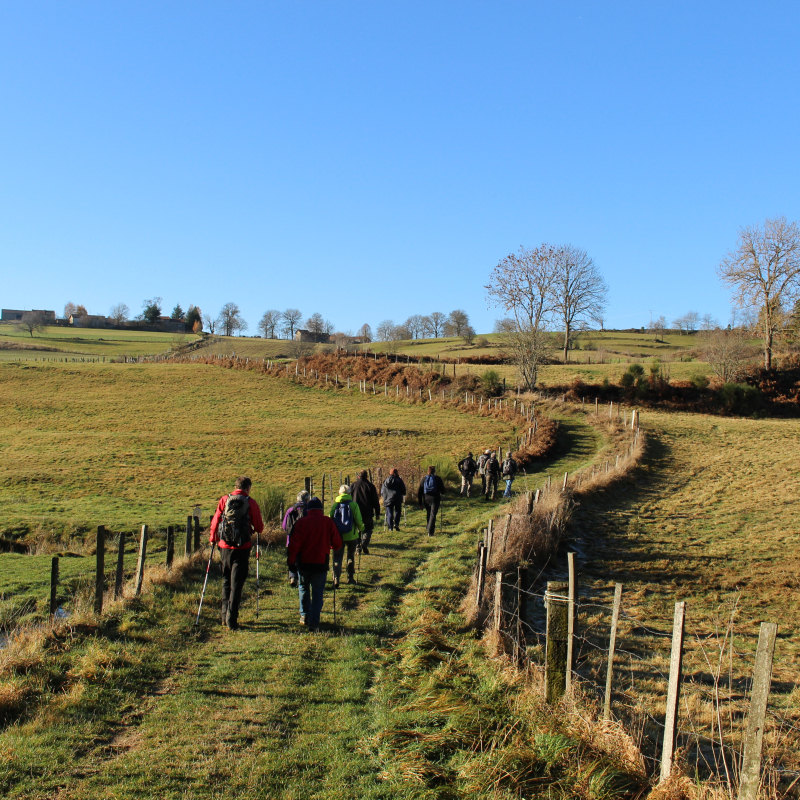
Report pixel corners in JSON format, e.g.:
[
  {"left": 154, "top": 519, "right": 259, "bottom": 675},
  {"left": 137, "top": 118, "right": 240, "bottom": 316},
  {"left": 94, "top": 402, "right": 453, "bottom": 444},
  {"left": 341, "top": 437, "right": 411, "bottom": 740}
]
[{"left": 2, "top": 2, "right": 798, "bottom": 335}]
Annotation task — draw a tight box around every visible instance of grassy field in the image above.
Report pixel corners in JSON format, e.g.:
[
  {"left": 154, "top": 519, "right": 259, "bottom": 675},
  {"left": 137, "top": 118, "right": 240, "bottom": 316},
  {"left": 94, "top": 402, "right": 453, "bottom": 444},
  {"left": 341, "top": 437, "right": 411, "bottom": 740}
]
[{"left": 0, "top": 325, "right": 201, "bottom": 360}]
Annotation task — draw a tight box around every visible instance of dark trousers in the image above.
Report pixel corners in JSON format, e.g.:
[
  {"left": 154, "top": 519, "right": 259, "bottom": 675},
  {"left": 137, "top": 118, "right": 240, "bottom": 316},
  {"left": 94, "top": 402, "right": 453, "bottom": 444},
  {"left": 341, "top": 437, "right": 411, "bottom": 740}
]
[
  {"left": 423, "top": 494, "right": 440, "bottom": 536},
  {"left": 486, "top": 475, "right": 499, "bottom": 500},
  {"left": 333, "top": 540, "right": 358, "bottom": 581},
  {"left": 386, "top": 502, "right": 402, "bottom": 530},
  {"left": 220, "top": 546, "right": 250, "bottom": 625},
  {"left": 361, "top": 523, "right": 374, "bottom": 548}
]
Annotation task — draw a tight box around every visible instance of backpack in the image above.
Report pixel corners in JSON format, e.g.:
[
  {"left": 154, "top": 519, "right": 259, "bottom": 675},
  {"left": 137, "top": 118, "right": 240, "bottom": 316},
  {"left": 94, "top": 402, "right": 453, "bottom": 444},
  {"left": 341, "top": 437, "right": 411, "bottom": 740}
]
[
  {"left": 218, "top": 494, "right": 252, "bottom": 547},
  {"left": 333, "top": 501, "right": 354, "bottom": 534},
  {"left": 502, "top": 458, "right": 515, "bottom": 478},
  {"left": 282, "top": 503, "right": 307, "bottom": 543},
  {"left": 423, "top": 474, "right": 437, "bottom": 494}
]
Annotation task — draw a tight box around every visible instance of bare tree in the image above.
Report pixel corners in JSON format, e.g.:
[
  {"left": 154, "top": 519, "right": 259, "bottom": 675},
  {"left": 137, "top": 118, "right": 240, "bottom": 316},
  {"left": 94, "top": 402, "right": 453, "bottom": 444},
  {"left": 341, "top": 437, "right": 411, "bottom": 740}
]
[
  {"left": 652, "top": 315, "right": 667, "bottom": 341},
  {"left": 289, "top": 338, "right": 316, "bottom": 358},
  {"left": 358, "top": 323, "right": 372, "bottom": 343},
  {"left": 110, "top": 303, "right": 129, "bottom": 326},
  {"left": 685, "top": 310, "right": 699, "bottom": 333},
  {"left": 63, "top": 302, "right": 77, "bottom": 319},
  {"left": 235, "top": 318, "right": 249, "bottom": 336},
  {"left": 258, "top": 310, "right": 281, "bottom": 339},
  {"left": 17, "top": 312, "right": 47, "bottom": 338},
  {"left": 446, "top": 309, "right": 470, "bottom": 336},
  {"left": 486, "top": 245, "right": 559, "bottom": 389},
  {"left": 405, "top": 314, "right": 425, "bottom": 339},
  {"left": 551, "top": 245, "right": 608, "bottom": 362},
  {"left": 718, "top": 216, "right": 800, "bottom": 369},
  {"left": 306, "top": 312, "right": 325, "bottom": 337},
  {"left": 493, "top": 317, "right": 516, "bottom": 334},
  {"left": 699, "top": 328, "right": 757, "bottom": 383},
  {"left": 75, "top": 304, "right": 88, "bottom": 317},
  {"left": 701, "top": 313, "right": 718, "bottom": 331},
  {"left": 672, "top": 314, "right": 687, "bottom": 335},
  {"left": 427, "top": 311, "right": 446, "bottom": 338},
  {"left": 281, "top": 308, "right": 302, "bottom": 339},
  {"left": 461, "top": 325, "right": 476, "bottom": 345},
  {"left": 323, "top": 319, "right": 335, "bottom": 337},
  {"left": 218, "top": 302, "right": 243, "bottom": 337},
  {"left": 376, "top": 319, "right": 395, "bottom": 341}
]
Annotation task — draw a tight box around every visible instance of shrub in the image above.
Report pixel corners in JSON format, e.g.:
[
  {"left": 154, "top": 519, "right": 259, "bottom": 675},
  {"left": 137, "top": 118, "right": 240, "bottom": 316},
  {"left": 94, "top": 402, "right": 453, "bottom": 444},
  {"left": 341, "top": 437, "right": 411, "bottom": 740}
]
[
  {"left": 480, "top": 369, "right": 503, "bottom": 397},
  {"left": 423, "top": 456, "right": 459, "bottom": 487},
  {"left": 251, "top": 485, "right": 288, "bottom": 525},
  {"left": 717, "top": 383, "right": 762, "bottom": 415},
  {"left": 690, "top": 373, "right": 709, "bottom": 391}
]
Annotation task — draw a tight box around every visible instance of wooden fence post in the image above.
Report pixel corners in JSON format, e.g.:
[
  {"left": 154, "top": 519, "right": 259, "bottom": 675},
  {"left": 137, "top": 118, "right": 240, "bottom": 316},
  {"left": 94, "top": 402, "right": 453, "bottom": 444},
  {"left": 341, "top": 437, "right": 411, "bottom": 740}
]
[
  {"left": 166, "top": 526, "right": 174, "bottom": 568},
  {"left": 493, "top": 572, "right": 503, "bottom": 631},
  {"left": 738, "top": 622, "right": 778, "bottom": 800},
  {"left": 185, "top": 516, "right": 192, "bottom": 556},
  {"left": 134, "top": 525, "right": 148, "bottom": 597},
  {"left": 193, "top": 516, "right": 200, "bottom": 551},
  {"left": 476, "top": 541, "right": 488, "bottom": 607},
  {"left": 566, "top": 552, "right": 576, "bottom": 693},
  {"left": 50, "top": 556, "right": 59, "bottom": 618},
  {"left": 545, "top": 581, "right": 569, "bottom": 703},
  {"left": 603, "top": 583, "right": 623, "bottom": 720},
  {"left": 501, "top": 514, "right": 512, "bottom": 552},
  {"left": 660, "top": 601, "right": 686, "bottom": 781},
  {"left": 115, "top": 531, "right": 126, "bottom": 598},
  {"left": 486, "top": 519, "right": 494, "bottom": 563},
  {"left": 95, "top": 525, "right": 105, "bottom": 614},
  {"left": 304, "top": 476, "right": 312, "bottom": 495}
]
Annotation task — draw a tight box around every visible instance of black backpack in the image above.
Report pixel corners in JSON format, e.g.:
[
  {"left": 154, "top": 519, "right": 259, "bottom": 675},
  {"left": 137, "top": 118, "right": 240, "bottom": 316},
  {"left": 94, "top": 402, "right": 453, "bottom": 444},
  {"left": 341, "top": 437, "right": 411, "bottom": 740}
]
[{"left": 218, "top": 494, "right": 252, "bottom": 547}]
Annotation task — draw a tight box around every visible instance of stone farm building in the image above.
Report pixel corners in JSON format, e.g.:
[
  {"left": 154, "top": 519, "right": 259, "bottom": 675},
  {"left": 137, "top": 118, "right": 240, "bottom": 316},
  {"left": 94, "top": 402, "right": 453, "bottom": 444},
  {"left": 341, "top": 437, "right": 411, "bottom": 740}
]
[
  {"left": 294, "top": 329, "right": 332, "bottom": 343},
  {"left": 1, "top": 309, "right": 56, "bottom": 322}
]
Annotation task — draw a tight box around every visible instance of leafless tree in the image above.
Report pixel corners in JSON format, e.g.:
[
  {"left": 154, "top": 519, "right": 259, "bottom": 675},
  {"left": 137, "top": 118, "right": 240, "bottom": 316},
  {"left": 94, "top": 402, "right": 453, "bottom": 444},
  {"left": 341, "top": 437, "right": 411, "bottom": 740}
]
[
  {"left": 235, "top": 318, "right": 249, "bottom": 336},
  {"left": 63, "top": 302, "right": 77, "bottom": 319},
  {"left": 493, "top": 317, "right": 516, "bottom": 334},
  {"left": 551, "top": 245, "right": 608, "bottom": 362},
  {"left": 699, "top": 328, "right": 757, "bottom": 383},
  {"left": 110, "top": 303, "right": 129, "bottom": 326},
  {"left": 485, "top": 245, "right": 559, "bottom": 388},
  {"left": 672, "top": 314, "right": 688, "bottom": 335},
  {"left": 17, "top": 312, "right": 47, "bottom": 338},
  {"left": 358, "top": 323, "right": 372, "bottom": 343},
  {"left": 323, "top": 319, "right": 335, "bottom": 337},
  {"left": 258, "top": 310, "right": 281, "bottom": 339},
  {"left": 281, "top": 308, "right": 302, "bottom": 339},
  {"left": 685, "top": 310, "right": 699, "bottom": 333},
  {"left": 718, "top": 216, "right": 800, "bottom": 369},
  {"left": 426, "top": 311, "right": 446, "bottom": 338},
  {"left": 701, "top": 313, "right": 718, "bottom": 331},
  {"left": 461, "top": 325, "right": 476, "bottom": 345},
  {"left": 376, "top": 319, "right": 395, "bottom": 341},
  {"left": 306, "top": 312, "right": 325, "bottom": 336},
  {"left": 446, "top": 309, "right": 470, "bottom": 336},
  {"left": 218, "top": 302, "right": 244, "bottom": 337},
  {"left": 289, "top": 338, "right": 315, "bottom": 358},
  {"left": 652, "top": 315, "right": 668, "bottom": 341},
  {"left": 405, "top": 315, "right": 425, "bottom": 339}
]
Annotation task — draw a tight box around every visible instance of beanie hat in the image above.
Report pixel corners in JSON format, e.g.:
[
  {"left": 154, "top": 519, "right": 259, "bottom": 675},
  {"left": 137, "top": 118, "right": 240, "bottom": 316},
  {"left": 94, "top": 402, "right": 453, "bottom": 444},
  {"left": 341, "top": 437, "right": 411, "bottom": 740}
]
[{"left": 307, "top": 497, "right": 323, "bottom": 510}]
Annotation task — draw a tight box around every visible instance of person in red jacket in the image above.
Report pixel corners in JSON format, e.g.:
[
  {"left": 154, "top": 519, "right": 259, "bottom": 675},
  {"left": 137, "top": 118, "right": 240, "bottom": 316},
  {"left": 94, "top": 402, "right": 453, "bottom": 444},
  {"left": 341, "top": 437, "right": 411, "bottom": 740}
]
[
  {"left": 209, "top": 476, "right": 264, "bottom": 630},
  {"left": 287, "top": 496, "right": 343, "bottom": 632}
]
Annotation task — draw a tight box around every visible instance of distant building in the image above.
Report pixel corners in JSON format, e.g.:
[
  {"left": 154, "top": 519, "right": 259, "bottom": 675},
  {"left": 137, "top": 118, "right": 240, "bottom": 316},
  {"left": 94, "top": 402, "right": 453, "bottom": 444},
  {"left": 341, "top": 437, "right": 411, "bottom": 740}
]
[
  {"left": 2, "top": 309, "right": 56, "bottom": 322},
  {"left": 295, "top": 329, "right": 331, "bottom": 343},
  {"left": 70, "top": 314, "right": 111, "bottom": 328}
]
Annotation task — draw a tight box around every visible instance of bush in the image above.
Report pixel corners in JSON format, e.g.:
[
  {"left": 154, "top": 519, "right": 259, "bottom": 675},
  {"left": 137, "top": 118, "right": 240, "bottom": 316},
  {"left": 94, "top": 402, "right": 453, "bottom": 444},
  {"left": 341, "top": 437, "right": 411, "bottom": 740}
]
[
  {"left": 424, "top": 456, "right": 459, "bottom": 487},
  {"left": 717, "top": 383, "right": 762, "bottom": 415},
  {"left": 251, "top": 485, "right": 288, "bottom": 525},
  {"left": 690, "top": 373, "right": 710, "bottom": 391},
  {"left": 481, "top": 369, "right": 503, "bottom": 397}
]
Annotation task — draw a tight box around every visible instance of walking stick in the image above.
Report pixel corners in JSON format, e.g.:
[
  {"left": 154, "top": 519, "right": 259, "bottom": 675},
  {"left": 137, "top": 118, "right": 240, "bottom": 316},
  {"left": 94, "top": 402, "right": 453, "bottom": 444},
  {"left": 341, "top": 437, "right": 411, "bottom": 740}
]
[
  {"left": 255, "top": 530, "right": 260, "bottom": 619},
  {"left": 195, "top": 542, "right": 217, "bottom": 627},
  {"left": 333, "top": 579, "right": 337, "bottom": 627}
]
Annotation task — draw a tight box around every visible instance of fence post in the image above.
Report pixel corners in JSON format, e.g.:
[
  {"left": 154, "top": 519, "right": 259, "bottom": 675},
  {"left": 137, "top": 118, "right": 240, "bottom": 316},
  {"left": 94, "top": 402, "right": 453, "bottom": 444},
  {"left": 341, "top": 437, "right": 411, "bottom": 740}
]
[
  {"left": 737, "top": 622, "right": 778, "bottom": 800},
  {"left": 304, "top": 476, "right": 312, "bottom": 495},
  {"left": 526, "top": 491, "right": 534, "bottom": 514},
  {"left": 486, "top": 519, "right": 494, "bottom": 563},
  {"left": 476, "top": 541, "right": 488, "bottom": 607},
  {"left": 566, "top": 552, "right": 576, "bottom": 693},
  {"left": 166, "top": 526, "right": 174, "bottom": 568},
  {"left": 185, "top": 516, "right": 192, "bottom": 556},
  {"left": 134, "top": 525, "right": 148, "bottom": 597},
  {"left": 660, "top": 601, "right": 686, "bottom": 781},
  {"left": 115, "top": 531, "right": 126, "bottom": 598},
  {"left": 50, "top": 556, "right": 59, "bottom": 618},
  {"left": 193, "top": 516, "right": 200, "bottom": 551},
  {"left": 545, "top": 581, "right": 569, "bottom": 703},
  {"left": 493, "top": 572, "right": 503, "bottom": 632},
  {"left": 95, "top": 525, "right": 105, "bottom": 614},
  {"left": 603, "top": 583, "right": 623, "bottom": 720},
  {"left": 516, "top": 565, "right": 527, "bottom": 667}
]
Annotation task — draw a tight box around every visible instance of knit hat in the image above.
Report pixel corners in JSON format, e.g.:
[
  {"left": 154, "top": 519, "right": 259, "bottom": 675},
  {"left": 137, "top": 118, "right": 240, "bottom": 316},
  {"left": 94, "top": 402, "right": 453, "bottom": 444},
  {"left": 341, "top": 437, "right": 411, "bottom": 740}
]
[{"left": 307, "top": 497, "right": 323, "bottom": 510}]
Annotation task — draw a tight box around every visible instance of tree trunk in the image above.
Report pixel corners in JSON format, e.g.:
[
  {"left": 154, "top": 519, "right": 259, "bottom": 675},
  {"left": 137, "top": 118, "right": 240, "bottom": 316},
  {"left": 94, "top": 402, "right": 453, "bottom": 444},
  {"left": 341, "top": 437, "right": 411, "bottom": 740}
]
[
  {"left": 765, "top": 328, "right": 773, "bottom": 370},
  {"left": 563, "top": 324, "right": 570, "bottom": 363}
]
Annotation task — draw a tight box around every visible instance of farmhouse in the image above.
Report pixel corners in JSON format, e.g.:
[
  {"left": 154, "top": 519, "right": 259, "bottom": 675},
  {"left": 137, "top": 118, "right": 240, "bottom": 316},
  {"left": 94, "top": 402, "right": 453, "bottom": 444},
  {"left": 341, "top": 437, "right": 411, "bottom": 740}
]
[
  {"left": 1, "top": 309, "right": 56, "bottom": 322},
  {"left": 295, "top": 329, "right": 331, "bottom": 343},
  {"left": 70, "top": 314, "right": 112, "bottom": 328}
]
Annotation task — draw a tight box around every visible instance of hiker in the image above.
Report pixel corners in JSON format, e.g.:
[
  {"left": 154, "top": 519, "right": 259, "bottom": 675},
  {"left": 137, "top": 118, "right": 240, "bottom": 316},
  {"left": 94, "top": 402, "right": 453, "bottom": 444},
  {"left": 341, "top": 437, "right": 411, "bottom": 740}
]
[
  {"left": 458, "top": 452, "right": 478, "bottom": 497},
  {"left": 287, "top": 497, "right": 342, "bottom": 632},
  {"left": 330, "top": 485, "right": 364, "bottom": 586},
  {"left": 477, "top": 449, "right": 491, "bottom": 495},
  {"left": 209, "top": 476, "right": 265, "bottom": 630},
  {"left": 350, "top": 470, "right": 381, "bottom": 555},
  {"left": 484, "top": 451, "right": 501, "bottom": 500},
  {"left": 381, "top": 468, "right": 406, "bottom": 531},
  {"left": 281, "top": 491, "right": 309, "bottom": 587},
  {"left": 417, "top": 466, "right": 446, "bottom": 536},
  {"left": 502, "top": 452, "right": 519, "bottom": 498}
]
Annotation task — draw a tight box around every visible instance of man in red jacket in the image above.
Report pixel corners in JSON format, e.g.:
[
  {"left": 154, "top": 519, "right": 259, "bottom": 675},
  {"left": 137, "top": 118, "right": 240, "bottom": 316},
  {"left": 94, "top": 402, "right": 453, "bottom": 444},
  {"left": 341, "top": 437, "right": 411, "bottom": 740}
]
[
  {"left": 209, "top": 476, "right": 264, "bottom": 630},
  {"left": 287, "top": 497, "right": 342, "bottom": 632}
]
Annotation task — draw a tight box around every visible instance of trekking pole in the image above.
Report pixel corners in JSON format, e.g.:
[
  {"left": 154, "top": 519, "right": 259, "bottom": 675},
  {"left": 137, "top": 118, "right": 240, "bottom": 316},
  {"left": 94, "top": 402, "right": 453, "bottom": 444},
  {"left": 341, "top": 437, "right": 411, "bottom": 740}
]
[
  {"left": 194, "top": 542, "right": 217, "bottom": 627},
  {"left": 333, "top": 579, "right": 337, "bottom": 627},
  {"left": 255, "top": 530, "right": 260, "bottom": 619}
]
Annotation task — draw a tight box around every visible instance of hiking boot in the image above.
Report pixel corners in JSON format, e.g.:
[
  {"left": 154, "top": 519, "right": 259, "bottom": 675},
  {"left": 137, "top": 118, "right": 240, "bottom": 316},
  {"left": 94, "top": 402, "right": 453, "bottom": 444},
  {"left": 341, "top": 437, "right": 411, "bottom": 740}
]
[
  {"left": 333, "top": 577, "right": 340, "bottom": 589},
  {"left": 361, "top": 545, "right": 370, "bottom": 555},
  {"left": 221, "top": 602, "right": 228, "bottom": 627},
  {"left": 346, "top": 576, "right": 355, "bottom": 585},
  {"left": 289, "top": 576, "right": 298, "bottom": 588},
  {"left": 300, "top": 615, "right": 306, "bottom": 626}
]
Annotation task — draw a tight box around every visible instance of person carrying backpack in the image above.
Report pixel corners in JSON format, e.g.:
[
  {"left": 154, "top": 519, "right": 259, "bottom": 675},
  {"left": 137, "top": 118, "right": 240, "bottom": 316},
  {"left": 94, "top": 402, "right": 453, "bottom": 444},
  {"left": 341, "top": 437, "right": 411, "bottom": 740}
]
[
  {"left": 381, "top": 468, "right": 406, "bottom": 531},
  {"left": 329, "top": 485, "right": 364, "bottom": 586},
  {"left": 209, "top": 476, "right": 265, "bottom": 630},
  {"left": 458, "top": 452, "right": 478, "bottom": 497},
  {"left": 282, "top": 491, "right": 309, "bottom": 587},
  {"left": 484, "top": 451, "right": 501, "bottom": 501},
  {"left": 287, "top": 497, "right": 343, "bottom": 632},
  {"left": 502, "top": 452, "right": 519, "bottom": 498},
  {"left": 350, "top": 470, "right": 381, "bottom": 554},
  {"left": 477, "top": 449, "right": 491, "bottom": 495},
  {"left": 417, "top": 466, "right": 446, "bottom": 536}
]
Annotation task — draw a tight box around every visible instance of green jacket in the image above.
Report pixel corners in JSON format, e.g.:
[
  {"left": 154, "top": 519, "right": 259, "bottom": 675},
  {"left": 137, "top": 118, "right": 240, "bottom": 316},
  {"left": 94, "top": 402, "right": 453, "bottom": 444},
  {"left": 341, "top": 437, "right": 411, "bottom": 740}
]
[{"left": 329, "top": 493, "right": 364, "bottom": 542}]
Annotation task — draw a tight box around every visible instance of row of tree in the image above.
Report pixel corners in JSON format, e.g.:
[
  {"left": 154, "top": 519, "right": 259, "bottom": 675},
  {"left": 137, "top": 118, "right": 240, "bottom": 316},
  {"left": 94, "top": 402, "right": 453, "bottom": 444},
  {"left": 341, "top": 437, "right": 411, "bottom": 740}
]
[{"left": 374, "top": 310, "right": 472, "bottom": 343}]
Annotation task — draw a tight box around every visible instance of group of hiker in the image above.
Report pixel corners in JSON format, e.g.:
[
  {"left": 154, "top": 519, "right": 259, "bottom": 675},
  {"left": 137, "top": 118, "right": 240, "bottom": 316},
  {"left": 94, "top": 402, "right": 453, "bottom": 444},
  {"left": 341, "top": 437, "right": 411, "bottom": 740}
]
[
  {"left": 457, "top": 449, "right": 518, "bottom": 500},
  {"left": 207, "top": 453, "right": 518, "bottom": 632}
]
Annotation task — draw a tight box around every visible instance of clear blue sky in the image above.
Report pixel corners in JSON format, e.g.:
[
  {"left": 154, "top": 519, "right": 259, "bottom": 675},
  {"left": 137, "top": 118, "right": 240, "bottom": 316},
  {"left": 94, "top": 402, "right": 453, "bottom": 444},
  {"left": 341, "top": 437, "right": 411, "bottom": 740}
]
[{"left": 2, "top": 2, "right": 798, "bottom": 334}]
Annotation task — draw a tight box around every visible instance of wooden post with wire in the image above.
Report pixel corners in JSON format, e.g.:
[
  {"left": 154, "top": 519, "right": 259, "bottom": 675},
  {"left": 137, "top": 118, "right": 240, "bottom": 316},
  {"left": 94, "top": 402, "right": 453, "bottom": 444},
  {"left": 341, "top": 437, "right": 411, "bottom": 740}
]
[
  {"left": 49, "top": 556, "right": 59, "bottom": 619},
  {"left": 545, "top": 581, "right": 568, "bottom": 703},
  {"left": 566, "top": 552, "right": 576, "bottom": 693},
  {"left": 185, "top": 516, "right": 192, "bottom": 556},
  {"left": 114, "top": 531, "right": 126, "bottom": 598},
  {"left": 134, "top": 525, "right": 149, "bottom": 597},
  {"left": 193, "top": 516, "right": 200, "bottom": 551},
  {"left": 166, "top": 526, "right": 174, "bottom": 567},
  {"left": 516, "top": 565, "right": 527, "bottom": 667},
  {"left": 95, "top": 525, "right": 105, "bottom": 614},
  {"left": 659, "top": 601, "right": 686, "bottom": 781},
  {"left": 603, "top": 583, "right": 623, "bottom": 720}
]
